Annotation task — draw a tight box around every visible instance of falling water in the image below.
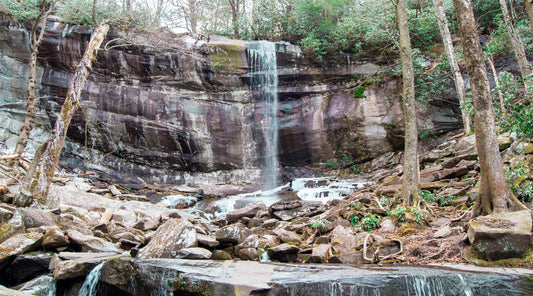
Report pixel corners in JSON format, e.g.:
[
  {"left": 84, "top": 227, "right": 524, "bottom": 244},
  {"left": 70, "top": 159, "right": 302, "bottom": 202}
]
[
  {"left": 78, "top": 263, "right": 104, "bottom": 296},
  {"left": 247, "top": 41, "right": 279, "bottom": 190}
]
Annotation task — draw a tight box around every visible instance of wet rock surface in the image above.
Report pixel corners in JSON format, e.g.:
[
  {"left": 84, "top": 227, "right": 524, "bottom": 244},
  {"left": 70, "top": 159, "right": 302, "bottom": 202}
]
[
  {"left": 0, "top": 11, "right": 462, "bottom": 186},
  {"left": 96, "top": 259, "right": 533, "bottom": 296}
]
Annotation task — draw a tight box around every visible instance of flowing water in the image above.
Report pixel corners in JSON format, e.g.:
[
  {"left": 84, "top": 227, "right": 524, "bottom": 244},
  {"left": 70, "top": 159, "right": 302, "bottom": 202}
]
[
  {"left": 247, "top": 41, "right": 279, "bottom": 190},
  {"left": 78, "top": 263, "right": 104, "bottom": 296}
]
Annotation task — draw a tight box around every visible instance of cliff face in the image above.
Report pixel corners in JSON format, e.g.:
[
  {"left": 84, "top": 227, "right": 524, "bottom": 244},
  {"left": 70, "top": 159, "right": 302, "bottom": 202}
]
[{"left": 0, "top": 14, "right": 462, "bottom": 185}]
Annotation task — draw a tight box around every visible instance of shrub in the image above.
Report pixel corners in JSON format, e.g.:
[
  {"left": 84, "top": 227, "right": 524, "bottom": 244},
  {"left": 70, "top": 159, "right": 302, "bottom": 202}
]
[{"left": 360, "top": 213, "right": 382, "bottom": 231}]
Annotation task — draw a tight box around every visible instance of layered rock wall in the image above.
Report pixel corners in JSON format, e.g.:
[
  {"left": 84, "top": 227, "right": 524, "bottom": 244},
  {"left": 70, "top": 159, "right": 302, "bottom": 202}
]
[{"left": 0, "top": 13, "right": 462, "bottom": 185}]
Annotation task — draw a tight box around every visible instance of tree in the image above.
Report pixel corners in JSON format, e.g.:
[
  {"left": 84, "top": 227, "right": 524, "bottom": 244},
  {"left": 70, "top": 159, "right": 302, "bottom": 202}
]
[
  {"left": 2, "top": 0, "right": 56, "bottom": 170},
  {"left": 228, "top": 0, "right": 241, "bottom": 39},
  {"left": 432, "top": 0, "right": 471, "bottom": 135},
  {"left": 396, "top": 0, "right": 421, "bottom": 207},
  {"left": 526, "top": 0, "right": 533, "bottom": 36},
  {"left": 30, "top": 23, "right": 110, "bottom": 205},
  {"left": 452, "top": 0, "right": 528, "bottom": 216},
  {"left": 498, "top": 0, "right": 532, "bottom": 90}
]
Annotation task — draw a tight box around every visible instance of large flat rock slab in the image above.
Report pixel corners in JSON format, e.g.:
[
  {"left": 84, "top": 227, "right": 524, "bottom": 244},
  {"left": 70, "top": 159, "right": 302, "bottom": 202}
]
[
  {"left": 467, "top": 210, "right": 532, "bottom": 260},
  {"left": 97, "top": 259, "right": 533, "bottom": 296}
]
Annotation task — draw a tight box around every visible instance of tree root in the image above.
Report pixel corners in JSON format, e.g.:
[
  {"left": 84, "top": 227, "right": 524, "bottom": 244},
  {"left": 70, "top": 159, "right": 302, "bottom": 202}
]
[{"left": 363, "top": 233, "right": 404, "bottom": 263}]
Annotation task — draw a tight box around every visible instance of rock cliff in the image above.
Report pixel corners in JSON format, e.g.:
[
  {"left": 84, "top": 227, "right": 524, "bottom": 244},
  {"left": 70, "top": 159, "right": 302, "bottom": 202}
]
[{"left": 0, "top": 13, "right": 462, "bottom": 185}]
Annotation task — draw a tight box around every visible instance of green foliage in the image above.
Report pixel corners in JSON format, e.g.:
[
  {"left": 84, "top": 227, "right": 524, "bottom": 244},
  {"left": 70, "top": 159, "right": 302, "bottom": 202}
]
[
  {"left": 419, "top": 190, "right": 436, "bottom": 203},
  {"left": 505, "top": 161, "right": 533, "bottom": 203},
  {"left": 0, "top": 0, "right": 48, "bottom": 21},
  {"left": 379, "top": 195, "right": 389, "bottom": 207},
  {"left": 387, "top": 206, "right": 407, "bottom": 222},
  {"left": 353, "top": 86, "right": 366, "bottom": 98},
  {"left": 438, "top": 195, "right": 455, "bottom": 207},
  {"left": 360, "top": 213, "right": 381, "bottom": 231},
  {"left": 310, "top": 219, "right": 331, "bottom": 230},
  {"left": 410, "top": 208, "right": 425, "bottom": 224},
  {"left": 492, "top": 72, "right": 533, "bottom": 139},
  {"left": 413, "top": 50, "right": 456, "bottom": 104},
  {"left": 349, "top": 214, "right": 359, "bottom": 226},
  {"left": 287, "top": 0, "right": 397, "bottom": 61},
  {"left": 407, "top": 8, "right": 440, "bottom": 51},
  {"left": 322, "top": 160, "right": 339, "bottom": 170}
]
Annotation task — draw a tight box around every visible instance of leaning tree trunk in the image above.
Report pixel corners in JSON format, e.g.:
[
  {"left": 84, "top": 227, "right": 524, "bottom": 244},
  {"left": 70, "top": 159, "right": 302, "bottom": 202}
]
[
  {"left": 525, "top": 0, "right": 533, "bottom": 40},
  {"left": 396, "top": 0, "right": 421, "bottom": 207},
  {"left": 499, "top": 0, "right": 532, "bottom": 91},
  {"left": 432, "top": 0, "right": 471, "bottom": 135},
  {"left": 453, "top": 0, "right": 528, "bottom": 216},
  {"left": 10, "top": 2, "right": 55, "bottom": 169},
  {"left": 31, "top": 23, "right": 109, "bottom": 205}
]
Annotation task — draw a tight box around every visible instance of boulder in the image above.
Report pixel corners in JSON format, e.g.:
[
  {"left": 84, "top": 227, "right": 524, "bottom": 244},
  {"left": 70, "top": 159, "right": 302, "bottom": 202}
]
[
  {"left": 267, "top": 243, "right": 300, "bottom": 263},
  {"left": 453, "top": 135, "right": 477, "bottom": 159},
  {"left": 467, "top": 210, "right": 532, "bottom": 260},
  {"left": 53, "top": 253, "right": 126, "bottom": 280},
  {"left": 67, "top": 230, "right": 122, "bottom": 253},
  {"left": 0, "top": 253, "right": 52, "bottom": 286},
  {"left": 137, "top": 218, "right": 197, "bottom": 259},
  {"left": 379, "top": 218, "right": 396, "bottom": 233},
  {"left": 0, "top": 207, "right": 13, "bottom": 224},
  {"left": 433, "top": 225, "right": 452, "bottom": 238},
  {"left": 330, "top": 225, "right": 357, "bottom": 255},
  {"left": 177, "top": 247, "right": 212, "bottom": 259},
  {"left": 215, "top": 223, "right": 248, "bottom": 244},
  {"left": 0, "top": 211, "right": 23, "bottom": 244},
  {"left": 112, "top": 209, "right": 137, "bottom": 228},
  {"left": 60, "top": 205, "right": 101, "bottom": 227},
  {"left": 211, "top": 250, "right": 233, "bottom": 260},
  {"left": 273, "top": 229, "right": 301, "bottom": 244},
  {"left": 18, "top": 208, "right": 58, "bottom": 229},
  {"left": 329, "top": 251, "right": 371, "bottom": 264},
  {"left": 42, "top": 227, "right": 69, "bottom": 249},
  {"left": 235, "top": 248, "right": 259, "bottom": 261},
  {"left": 271, "top": 202, "right": 324, "bottom": 221},
  {"left": 226, "top": 202, "right": 266, "bottom": 223},
  {"left": 133, "top": 217, "right": 160, "bottom": 231},
  {"left": 16, "top": 275, "right": 53, "bottom": 296},
  {"left": 197, "top": 234, "right": 220, "bottom": 248},
  {"left": 0, "top": 232, "right": 43, "bottom": 262},
  {"left": 0, "top": 285, "right": 30, "bottom": 296},
  {"left": 308, "top": 244, "right": 332, "bottom": 263}
]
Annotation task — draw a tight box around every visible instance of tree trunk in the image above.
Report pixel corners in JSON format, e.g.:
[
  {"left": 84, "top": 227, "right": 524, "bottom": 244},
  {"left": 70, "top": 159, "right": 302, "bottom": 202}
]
[
  {"left": 189, "top": 0, "right": 197, "bottom": 34},
  {"left": 452, "top": 0, "right": 527, "bottom": 216},
  {"left": 526, "top": 0, "right": 533, "bottom": 36},
  {"left": 229, "top": 0, "right": 240, "bottom": 39},
  {"left": 487, "top": 53, "right": 506, "bottom": 116},
  {"left": 396, "top": 0, "right": 421, "bottom": 207},
  {"left": 432, "top": 0, "right": 472, "bottom": 135},
  {"left": 499, "top": 0, "right": 532, "bottom": 91},
  {"left": 31, "top": 23, "right": 109, "bottom": 205},
  {"left": 11, "top": 1, "right": 55, "bottom": 169}
]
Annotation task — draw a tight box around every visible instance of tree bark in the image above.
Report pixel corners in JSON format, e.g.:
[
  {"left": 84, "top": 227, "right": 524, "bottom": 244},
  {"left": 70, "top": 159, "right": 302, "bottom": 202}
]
[
  {"left": 526, "top": 0, "right": 533, "bottom": 36},
  {"left": 11, "top": 1, "right": 55, "bottom": 169},
  {"left": 432, "top": 0, "right": 471, "bottom": 135},
  {"left": 396, "top": 0, "right": 421, "bottom": 207},
  {"left": 499, "top": 0, "right": 532, "bottom": 91},
  {"left": 453, "top": 0, "right": 528, "bottom": 216},
  {"left": 487, "top": 52, "right": 506, "bottom": 116},
  {"left": 229, "top": 0, "right": 240, "bottom": 39},
  {"left": 31, "top": 23, "right": 109, "bottom": 205}
]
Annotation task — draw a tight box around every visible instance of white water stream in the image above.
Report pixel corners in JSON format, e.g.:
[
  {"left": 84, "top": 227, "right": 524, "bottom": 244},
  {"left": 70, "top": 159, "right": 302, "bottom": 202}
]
[
  {"left": 247, "top": 41, "right": 280, "bottom": 190},
  {"left": 78, "top": 263, "right": 104, "bottom": 296}
]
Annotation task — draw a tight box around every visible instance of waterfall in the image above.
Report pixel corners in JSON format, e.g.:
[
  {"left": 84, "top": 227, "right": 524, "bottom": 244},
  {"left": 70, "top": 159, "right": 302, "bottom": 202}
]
[
  {"left": 78, "top": 262, "right": 104, "bottom": 296},
  {"left": 247, "top": 41, "right": 279, "bottom": 190}
]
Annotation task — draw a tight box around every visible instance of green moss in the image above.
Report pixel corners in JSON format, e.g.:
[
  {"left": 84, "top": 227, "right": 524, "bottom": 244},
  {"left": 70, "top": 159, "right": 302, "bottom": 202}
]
[{"left": 208, "top": 43, "right": 246, "bottom": 74}]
